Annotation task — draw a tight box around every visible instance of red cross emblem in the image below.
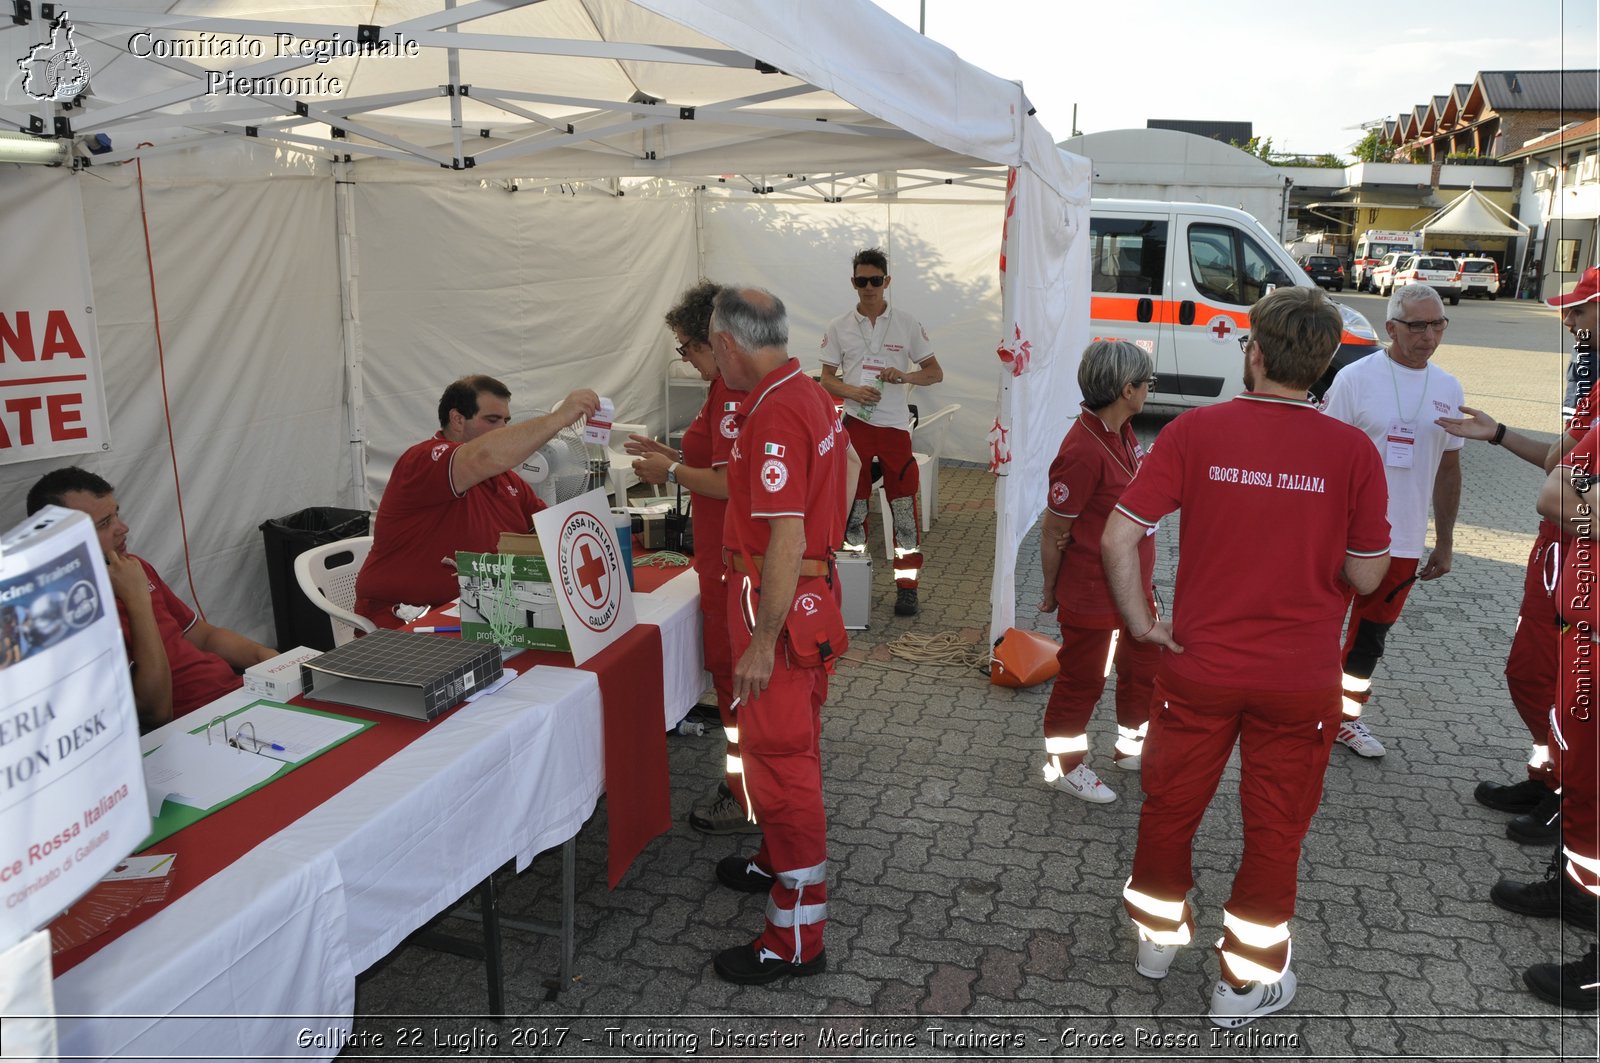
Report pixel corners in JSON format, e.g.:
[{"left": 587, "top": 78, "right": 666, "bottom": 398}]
[
  {"left": 1210, "top": 318, "right": 1233, "bottom": 339},
  {"left": 575, "top": 540, "right": 607, "bottom": 602},
  {"left": 760, "top": 458, "right": 788, "bottom": 493},
  {"left": 763, "top": 465, "right": 783, "bottom": 487}
]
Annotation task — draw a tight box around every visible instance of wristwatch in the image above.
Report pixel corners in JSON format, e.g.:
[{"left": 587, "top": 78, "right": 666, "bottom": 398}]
[{"left": 666, "top": 462, "right": 680, "bottom": 485}]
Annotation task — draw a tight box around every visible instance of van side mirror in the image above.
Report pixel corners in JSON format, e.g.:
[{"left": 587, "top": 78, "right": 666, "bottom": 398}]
[{"left": 1265, "top": 269, "right": 1292, "bottom": 289}]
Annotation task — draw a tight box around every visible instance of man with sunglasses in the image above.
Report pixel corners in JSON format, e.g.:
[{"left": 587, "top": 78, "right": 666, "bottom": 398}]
[
  {"left": 819, "top": 248, "right": 943, "bottom": 617},
  {"left": 1321, "top": 283, "right": 1465, "bottom": 759},
  {"left": 355, "top": 376, "right": 599, "bottom": 627}
]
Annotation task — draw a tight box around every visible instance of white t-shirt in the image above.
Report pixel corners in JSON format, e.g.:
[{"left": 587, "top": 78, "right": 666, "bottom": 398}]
[
  {"left": 820, "top": 305, "right": 935, "bottom": 430},
  {"left": 1321, "top": 350, "right": 1464, "bottom": 559}
]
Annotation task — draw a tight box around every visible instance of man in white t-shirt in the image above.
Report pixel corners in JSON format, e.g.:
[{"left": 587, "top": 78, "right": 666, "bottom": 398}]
[
  {"left": 1322, "top": 283, "right": 1464, "bottom": 758},
  {"left": 819, "top": 247, "right": 943, "bottom": 617}
]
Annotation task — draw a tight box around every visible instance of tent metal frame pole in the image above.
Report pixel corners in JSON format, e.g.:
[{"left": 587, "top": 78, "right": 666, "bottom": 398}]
[{"left": 333, "top": 157, "right": 370, "bottom": 511}]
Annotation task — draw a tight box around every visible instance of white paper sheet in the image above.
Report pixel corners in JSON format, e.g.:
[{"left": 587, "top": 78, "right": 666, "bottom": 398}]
[
  {"left": 142, "top": 732, "right": 282, "bottom": 815},
  {"left": 218, "top": 704, "right": 366, "bottom": 764}
]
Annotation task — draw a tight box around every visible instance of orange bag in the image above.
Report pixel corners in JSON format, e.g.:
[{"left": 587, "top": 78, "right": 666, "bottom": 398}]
[{"left": 989, "top": 627, "right": 1062, "bottom": 688}]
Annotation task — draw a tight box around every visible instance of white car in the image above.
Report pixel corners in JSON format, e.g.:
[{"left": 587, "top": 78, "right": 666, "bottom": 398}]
[
  {"left": 1458, "top": 257, "right": 1500, "bottom": 299},
  {"left": 1368, "top": 252, "right": 1408, "bottom": 297},
  {"left": 1390, "top": 254, "right": 1462, "bottom": 305}
]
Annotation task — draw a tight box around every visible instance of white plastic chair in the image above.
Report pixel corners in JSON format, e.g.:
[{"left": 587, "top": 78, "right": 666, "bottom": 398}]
[
  {"left": 293, "top": 536, "right": 377, "bottom": 646},
  {"left": 873, "top": 402, "right": 961, "bottom": 557}
]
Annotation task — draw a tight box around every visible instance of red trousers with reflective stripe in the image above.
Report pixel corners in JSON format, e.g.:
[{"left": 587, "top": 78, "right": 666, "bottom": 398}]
[
  {"left": 1043, "top": 621, "right": 1158, "bottom": 769},
  {"left": 844, "top": 416, "right": 922, "bottom": 586},
  {"left": 1557, "top": 623, "right": 1600, "bottom": 894},
  {"left": 697, "top": 565, "right": 747, "bottom": 802},
  {"left": 728, "top": 579, "right": 830, "bottom": 962},
  {"left": 1129, "top": 668, "right": 1340, "bottom": 975},
  {"left": 1506, "top": 538, "right": 1562, "bottom": 785},
  {"left": 1339, "top": 556, "right": 1419, "bottom": 719}
]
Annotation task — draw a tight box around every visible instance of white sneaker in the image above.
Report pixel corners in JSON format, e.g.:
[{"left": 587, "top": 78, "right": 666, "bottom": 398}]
[
  {"left": 1135, "top": 939, "right": 1177, "bottom": 979},
  {"left": 1336, "top": 720, "right": 1385, "bottom": 758},
  {"left": 1113, "top": 755, "right": 1142, "bottom": 771},
  {"left": 1047, "top": 763, "right": 1117, "bottom": 803},
  {"left": 1209, "top": 968, "right": 1298, "bottom": 1028}
]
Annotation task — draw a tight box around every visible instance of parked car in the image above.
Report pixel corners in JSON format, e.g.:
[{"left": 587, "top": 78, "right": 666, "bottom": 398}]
[
  {"left": 1390, "top": 254, "right": 1462, "bottom": 305},
  {"left": 1457, "top": 257, "right": 1500, "bottom": 300},
  {"left": 1297, "top": 254, "right": 1346, "bottom": 292},
  {"left": 1369, "top": 251, "right": 1408, "bottom": 297}
]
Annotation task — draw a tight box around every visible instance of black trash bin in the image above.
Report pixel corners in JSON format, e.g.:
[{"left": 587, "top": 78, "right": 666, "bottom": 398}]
[{"left": 259, "top": 507, "right": 369, "bottom": 651}]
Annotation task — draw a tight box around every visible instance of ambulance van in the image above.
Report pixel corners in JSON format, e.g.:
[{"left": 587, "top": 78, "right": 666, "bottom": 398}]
[{"left": 1089, "top": 200, "right": 1383, "bottom": 406}]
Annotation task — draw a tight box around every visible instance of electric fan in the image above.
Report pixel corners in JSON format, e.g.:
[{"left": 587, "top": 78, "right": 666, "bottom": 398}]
[{"left": 519, "top": 421, "right": 602, "bottom": 506}]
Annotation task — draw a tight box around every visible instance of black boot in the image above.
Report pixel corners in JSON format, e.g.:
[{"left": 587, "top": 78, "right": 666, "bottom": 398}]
[
  {"left": 1524, "top": 944, "right": 1599, "bottom": 1011},
  {"left": 1474, "top": 777, "right": 1550, "bottom": 814},
  {"left": 1490, "top": 847, "right": 1599, "bottom": 932},
  {"left": 1507, "top": 789, "right": 1561, "bottom": 845}
]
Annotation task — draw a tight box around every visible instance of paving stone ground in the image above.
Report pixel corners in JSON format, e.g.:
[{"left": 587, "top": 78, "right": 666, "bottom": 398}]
[{"left": 349, "top": 304, "right": 1600, "bottom": 1060}]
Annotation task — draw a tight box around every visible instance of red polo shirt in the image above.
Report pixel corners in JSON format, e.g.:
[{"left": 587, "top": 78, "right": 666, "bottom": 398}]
[
  {"left": 121, "top": 556, "right": 241, "bottom": 718},
  {"left": 1115, "top": 393, "right": 1390, "bottom": 690},
  {"left": 681, "top": 374, "right": 746, "bottom": 576},
  {"left": 356, "top": 433, "right": 543, "bottom": 621},
  {"left": 724, "top": 358, "right": 848, "bottom": 562},
  {"left": 1048, "top": 407, "right": 1155, "bottom": 627},
  {"left": 1530, "top": 389, "right": 1600, "bottom": 571}
]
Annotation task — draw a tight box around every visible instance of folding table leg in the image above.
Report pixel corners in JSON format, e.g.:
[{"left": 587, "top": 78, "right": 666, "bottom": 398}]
[{"left": 479, "top": 875, "right": 505, "bottom": 1019}]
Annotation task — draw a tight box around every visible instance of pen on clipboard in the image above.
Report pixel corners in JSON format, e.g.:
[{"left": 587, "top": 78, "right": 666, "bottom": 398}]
[
  {"left": 414, "top": 625, "right": 461, "bottom": 633},
  {"left": 148, "top": 855, "right": 175, "bottom": 874}
]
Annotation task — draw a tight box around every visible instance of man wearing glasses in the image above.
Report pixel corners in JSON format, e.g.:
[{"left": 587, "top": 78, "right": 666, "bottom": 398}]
[
  {"left": 355, "top": 376, "right": 599, "bottom": 628},
  {"left": 819, "top": 248, "right": 943, "bottom": 617},
  {"left": 1321, "top": 283, "right": 1465, "bottom": 759}
]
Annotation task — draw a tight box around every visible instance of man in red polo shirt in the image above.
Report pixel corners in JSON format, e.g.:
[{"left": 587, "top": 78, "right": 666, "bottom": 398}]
[
  {"left": 1103, "top": 285, "right": 1390, "bottom": 1029},
  {"left": 355, "top": 376, "right": 599, "bottom": 627},
  {"left": 706, "top": 286, "right": 848, "bottom": 986},
  {"left": 25, "top": 466, "right": 278, "bottom": 732}
]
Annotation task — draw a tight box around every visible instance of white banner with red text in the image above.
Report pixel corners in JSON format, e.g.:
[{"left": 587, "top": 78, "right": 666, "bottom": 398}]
[{"left": 0, "top": 168, "right": 111, "bottom": 466}]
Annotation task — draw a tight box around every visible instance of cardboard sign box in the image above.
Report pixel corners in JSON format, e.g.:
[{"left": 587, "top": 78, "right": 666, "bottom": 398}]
[
  {"left": 244, "top": 645, "right": 322, "bottom": 700},
  {"left": 457, "top": 533, "right": 570, "bottom": 652}
]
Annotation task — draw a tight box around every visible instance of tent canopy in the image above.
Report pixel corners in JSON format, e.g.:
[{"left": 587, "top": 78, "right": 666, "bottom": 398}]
[
  {"left": 1418, "top": 186, "right": 1528, "bottom": 239},
  {"left": 1, "top": 1, "right": 1089, "bottom": 645}
]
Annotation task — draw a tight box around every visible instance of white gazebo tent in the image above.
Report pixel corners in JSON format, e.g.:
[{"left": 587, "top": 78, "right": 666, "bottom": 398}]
[
  {"left": 1417, "top": 186, "right": 1530, "bottom": 260},
  {"left": 0, "top": 0, "right": 1089, "bottom": 645}
]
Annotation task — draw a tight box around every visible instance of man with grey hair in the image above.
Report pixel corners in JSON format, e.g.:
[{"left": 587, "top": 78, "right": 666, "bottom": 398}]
[
  {"left": 707, "top": 286, "right": 849, "bottom": 985},
  {"left": 1321, "top": 282, "right": 1464, "bottom": 759}
]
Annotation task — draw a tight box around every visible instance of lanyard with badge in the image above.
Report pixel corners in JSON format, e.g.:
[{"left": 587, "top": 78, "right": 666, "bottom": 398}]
[
  {"left": 1384, "top": 357, "right": 1429, "bottom": 469},
  {"left": 852, "top": 311, "right": 889, "bottom": 419}
]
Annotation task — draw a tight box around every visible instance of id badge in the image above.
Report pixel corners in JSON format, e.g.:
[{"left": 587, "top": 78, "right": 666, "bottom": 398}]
[
  {"left": 1385, "top": 421, "right": 1416, "bottom": 469},
  {"left": 860, "top": 353, "right": 889, "bottom": 385}
]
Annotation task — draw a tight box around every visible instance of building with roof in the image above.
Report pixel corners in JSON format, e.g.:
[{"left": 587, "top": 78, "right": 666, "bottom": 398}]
[
  {"left": 1500, "top": 117, "right": 1600, "bottom": 299},
  {"left": 1388, "top": 70, "right": 1600, "bottom": 162}
]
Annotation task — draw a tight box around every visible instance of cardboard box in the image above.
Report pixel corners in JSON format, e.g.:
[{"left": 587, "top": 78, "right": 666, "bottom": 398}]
[
  {"left": 456, "top": 532, "right": 570, "bottom": 652},
  {"left": 244, "top": 645, "right": 323, "bottom": 700}
]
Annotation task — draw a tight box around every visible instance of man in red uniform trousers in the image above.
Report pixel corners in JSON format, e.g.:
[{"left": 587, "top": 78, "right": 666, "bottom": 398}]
[
  {"left": 26, "top": 467, "right": 278, "bottom": 731},
  {"left": 355, "top": 376, "right": 598, "bottom": 627},
  {"left": 1103, "top": 286, "right": 1391, "bottom": 1028},
  {"left": 707, "top": 286, "right": 848, "bottom": 985}
]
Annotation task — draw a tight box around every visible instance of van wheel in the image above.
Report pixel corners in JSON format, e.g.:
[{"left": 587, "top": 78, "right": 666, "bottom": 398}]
[
  {"left": 1489, "top": 292, "right": 1497, "bottom": 301},
  {"left": 1449, "top": 295, "right": 1460, "bottom": 306}
]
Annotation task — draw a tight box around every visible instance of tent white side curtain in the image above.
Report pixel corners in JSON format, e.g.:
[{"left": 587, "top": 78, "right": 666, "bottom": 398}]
[{"left": 989, "top": 141, "right": 1092, "bottom": 644}]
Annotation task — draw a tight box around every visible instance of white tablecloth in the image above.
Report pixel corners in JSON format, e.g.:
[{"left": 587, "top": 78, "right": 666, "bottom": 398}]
[{"left": 54, "top": 571, "right": 703, "bottom": 1062}]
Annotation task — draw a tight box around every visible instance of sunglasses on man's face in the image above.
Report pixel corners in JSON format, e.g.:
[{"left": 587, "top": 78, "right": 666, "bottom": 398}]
[{"left": 851, "top": 275, "right": 887, "bottom": 288}]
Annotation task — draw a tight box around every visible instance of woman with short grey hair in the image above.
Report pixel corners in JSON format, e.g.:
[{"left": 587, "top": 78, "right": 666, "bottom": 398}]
[{"left": 1036, "top": 339, "right": 1162, "bottom": 804}]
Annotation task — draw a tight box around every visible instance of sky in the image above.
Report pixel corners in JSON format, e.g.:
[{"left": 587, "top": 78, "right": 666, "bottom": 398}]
[{"left": 870, "top": 0, "right": 1600, "bottom": 156}]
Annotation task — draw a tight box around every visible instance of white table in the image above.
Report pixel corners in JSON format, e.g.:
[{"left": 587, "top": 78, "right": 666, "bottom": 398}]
[{"left": 54, "top": 571, "right": 703, "bottom": 1062}]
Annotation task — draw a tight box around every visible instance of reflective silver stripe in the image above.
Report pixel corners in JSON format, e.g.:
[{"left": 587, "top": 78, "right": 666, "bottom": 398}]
[
  {"left": 1103, "top": 629, "right": 1119, "bottom": 679},
  {"left": 1218, "top": 938, "right": 1293, "bottom": 984},
  {"left": 725, "top": 754, "right": 743, "bottom": 775},
  {"left": 1342, "top": 673, "right": 1372, "bottom": 693},
  {"left": 1131, "top": 919, "right": 1191, "bottom": 946},
  {"left": 725, "top": 725, "right": 740, "bottom": 744},
  {"left": 1045, "top": 734, "right": 1087, "bottom": 755},
  {"left": 1223, "top": 911, "right": 1290, "bottom": 947},
  {"left": 1123, "top": 878, "right": 1185, "bottom": 921},
  {"left": 893, "top": 566, "right": 919, "bottom": 579},
  {"left": 774, "top": 860, "right": 827, "bottom": 890},
  {"left": 766, "top": 899, "right": 829, "bottom": 927},
  {"left": 1528, "top": 743, "right": 1549, "bottom": 769},
  {"left": 1341, "top": 696, "right": 1363, "bottom": 718}
]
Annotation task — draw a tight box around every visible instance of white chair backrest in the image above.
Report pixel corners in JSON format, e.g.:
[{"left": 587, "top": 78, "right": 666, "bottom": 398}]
[
  {"left": 293, "top": 536, "right": 376, "bottom": 645},
  {"left": 912, "top": 402, "right": 961, "bottom": 459}
]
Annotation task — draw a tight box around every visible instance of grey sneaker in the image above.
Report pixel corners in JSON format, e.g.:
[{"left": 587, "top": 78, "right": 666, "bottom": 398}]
[
  {"left": 689, "top": 782, "right": 756, "bottom": 835},
  {"left": 1210, "top": 968, "right": 1298, "bottom": 1028}
]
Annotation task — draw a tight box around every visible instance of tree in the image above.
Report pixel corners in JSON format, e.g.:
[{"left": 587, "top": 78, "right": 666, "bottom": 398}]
[{"left": 1352, "top": 127, "right": 1396, "bottom": 163}]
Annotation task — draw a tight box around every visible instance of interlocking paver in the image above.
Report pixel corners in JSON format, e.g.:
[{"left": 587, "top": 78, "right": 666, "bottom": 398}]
[{"left": 348, "top": 298, "right": 1599, "bottom": 1059}]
